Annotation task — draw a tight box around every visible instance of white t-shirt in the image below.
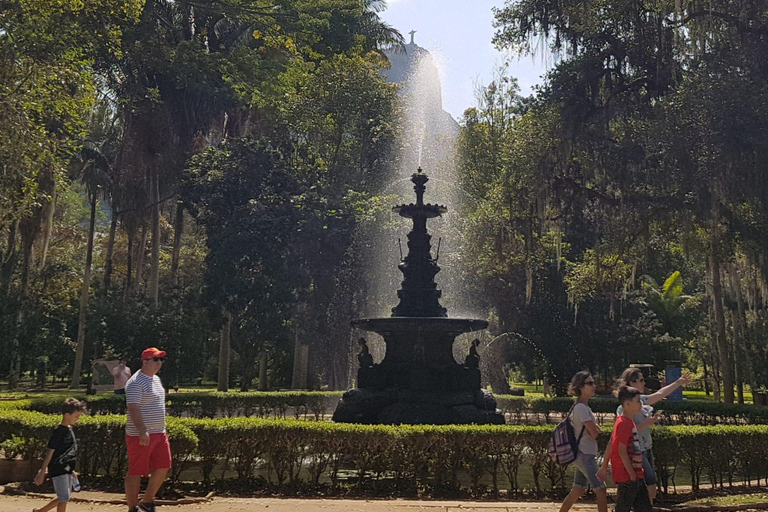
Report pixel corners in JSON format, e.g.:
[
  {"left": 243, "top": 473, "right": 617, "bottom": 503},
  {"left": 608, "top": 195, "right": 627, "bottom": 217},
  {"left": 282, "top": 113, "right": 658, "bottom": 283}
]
[
  {"left": 571, "top": 402, "right": 598, "bottom": 455},
  {"left": 125, "top": 371, "right": 166, "bottom": 436}
]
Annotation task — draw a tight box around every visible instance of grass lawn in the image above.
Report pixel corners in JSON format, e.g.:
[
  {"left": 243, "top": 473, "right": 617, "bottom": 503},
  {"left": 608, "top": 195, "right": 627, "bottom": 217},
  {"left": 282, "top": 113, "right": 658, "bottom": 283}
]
[{"left": 508, "top": 381, "right": 546, "bottom": 396}]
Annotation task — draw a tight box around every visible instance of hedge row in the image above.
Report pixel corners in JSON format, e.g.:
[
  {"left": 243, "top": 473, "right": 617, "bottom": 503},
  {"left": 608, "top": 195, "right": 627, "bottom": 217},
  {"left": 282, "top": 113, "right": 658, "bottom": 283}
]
[
  {"left": 21, "top": 392, "right": 342, "bottom": 420},
  {"left": 497, "top": 396, "right": 768, "bottom": 425},
  {"left": 6, "top": 392, "right": 768, "bottom": 425},
  {"left": 0, "top": 410, "right": 198, "bottom": 483},
  {"left": 2, "top": 411, "right": 768, "bottom": 496}
]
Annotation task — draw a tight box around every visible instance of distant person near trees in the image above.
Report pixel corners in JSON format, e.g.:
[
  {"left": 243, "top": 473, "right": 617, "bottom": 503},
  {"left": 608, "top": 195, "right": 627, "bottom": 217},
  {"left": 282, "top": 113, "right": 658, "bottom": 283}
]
[
  {"left": 112, "top": 359, "right": 131, "bottom": 395},
  {"left": 33, "top": 398, "right": 86, "bottom": 512},
  {"left": 559, "top": 371, "right": 608, "bottom": 512},
  {"left": 124, "top": 347, "right": 171, "bottom": 512},
  {"left": 599, "top": 367, "right": 690, "bottom": 503}
]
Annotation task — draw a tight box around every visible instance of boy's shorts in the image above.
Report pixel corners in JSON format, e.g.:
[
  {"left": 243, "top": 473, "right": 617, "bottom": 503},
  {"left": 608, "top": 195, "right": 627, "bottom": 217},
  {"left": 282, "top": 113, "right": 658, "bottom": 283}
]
[
  {"left": 126, "top": 432, "right": 172, "bottom": 476},
  {"left": 52, "top": 473, "right": 73, "bottom": 502}
]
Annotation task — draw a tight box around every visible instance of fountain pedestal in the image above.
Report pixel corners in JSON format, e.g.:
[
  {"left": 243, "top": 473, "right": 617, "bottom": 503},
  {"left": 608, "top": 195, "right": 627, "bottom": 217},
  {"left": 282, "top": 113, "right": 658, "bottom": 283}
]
[{"left": 333, "top": 170, "right": 504, "bottom": 425}]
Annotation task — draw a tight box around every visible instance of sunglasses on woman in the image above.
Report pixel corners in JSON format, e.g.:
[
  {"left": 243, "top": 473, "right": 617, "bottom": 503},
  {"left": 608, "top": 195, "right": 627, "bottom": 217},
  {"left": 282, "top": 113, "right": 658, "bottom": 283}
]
[{"left": 144, "top": 357, "right": 165, "bottom": 362}]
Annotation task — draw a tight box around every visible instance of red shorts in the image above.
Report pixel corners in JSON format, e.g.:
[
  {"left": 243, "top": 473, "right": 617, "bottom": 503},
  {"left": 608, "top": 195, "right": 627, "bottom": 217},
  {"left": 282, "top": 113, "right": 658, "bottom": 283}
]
[{"left": 126, "top": 432, "right": 172, "bottom": 476}]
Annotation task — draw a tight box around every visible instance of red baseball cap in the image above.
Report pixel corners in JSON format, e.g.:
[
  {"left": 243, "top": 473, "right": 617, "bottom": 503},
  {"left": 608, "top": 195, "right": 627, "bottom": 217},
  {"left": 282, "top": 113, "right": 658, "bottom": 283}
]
[{"left": 141, "top": 347, "right": 167, "bottom": 360}]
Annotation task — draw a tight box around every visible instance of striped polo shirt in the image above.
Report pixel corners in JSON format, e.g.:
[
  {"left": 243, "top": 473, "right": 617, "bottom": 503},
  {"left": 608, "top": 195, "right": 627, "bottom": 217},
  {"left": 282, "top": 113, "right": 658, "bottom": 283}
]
[{"left": 125, "top": 370, "right": 166, "bottom": 436}]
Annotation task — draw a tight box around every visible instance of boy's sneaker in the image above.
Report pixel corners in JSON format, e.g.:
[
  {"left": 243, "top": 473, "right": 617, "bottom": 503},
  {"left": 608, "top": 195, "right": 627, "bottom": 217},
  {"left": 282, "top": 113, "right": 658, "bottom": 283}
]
[{"left": 138, "top": 503, "right": 156, "bottom": 512}]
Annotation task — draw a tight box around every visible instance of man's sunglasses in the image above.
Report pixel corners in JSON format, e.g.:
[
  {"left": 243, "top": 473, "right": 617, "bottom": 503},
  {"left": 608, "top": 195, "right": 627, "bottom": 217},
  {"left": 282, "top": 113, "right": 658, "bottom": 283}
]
[{"left": 144, "top": 357, "right": 165, "bottom": 362}]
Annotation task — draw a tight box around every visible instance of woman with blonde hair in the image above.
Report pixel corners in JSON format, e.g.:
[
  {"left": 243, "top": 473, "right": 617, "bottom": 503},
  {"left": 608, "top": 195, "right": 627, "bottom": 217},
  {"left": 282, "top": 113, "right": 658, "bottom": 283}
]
[
  {"left": 560, "top": 370, "right": 607, "bottom": 512},
  {"left": 605, "top": 367, "right": 690, "bottom": 503}
]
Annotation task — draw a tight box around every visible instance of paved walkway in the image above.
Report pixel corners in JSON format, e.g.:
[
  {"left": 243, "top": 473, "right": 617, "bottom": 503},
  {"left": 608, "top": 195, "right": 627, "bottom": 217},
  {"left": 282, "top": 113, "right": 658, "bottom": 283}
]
[
  {"left": 0, "top": 492, "right": 594, "bottom": 512},
  {"left": 4, "top": 489, "right": 768, "bottom": 512}
]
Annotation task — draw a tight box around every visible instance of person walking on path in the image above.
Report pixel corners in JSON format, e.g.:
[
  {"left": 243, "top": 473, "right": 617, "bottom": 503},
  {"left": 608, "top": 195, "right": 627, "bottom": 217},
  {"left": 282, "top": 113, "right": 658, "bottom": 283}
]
[
  {"left": 33, "top": 398, "right": 87, "bottom": 512},
  {"left": 543, "top": 375, "right": 552, "bottom": 397},
  {"left": 112, "top": 359, "right": 131, "bottom": 395},
  {"left": 605, "top": 367, "right": 690, "bottom": 503},
  {"left": 559, "top": 371, "right": 608, "bottom": 512},
  {"left": 607, "top": 386, "right": 653, "bottom": 512},
  {"left": 124, "top": 347, "right": 171, "bottom": 512}
]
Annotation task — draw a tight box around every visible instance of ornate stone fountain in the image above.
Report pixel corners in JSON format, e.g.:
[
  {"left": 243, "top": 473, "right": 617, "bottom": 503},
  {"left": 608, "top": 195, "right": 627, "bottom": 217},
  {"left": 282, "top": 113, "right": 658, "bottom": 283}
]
[{"left": 333, "top": 169, "right": 504, "bottom": 424}]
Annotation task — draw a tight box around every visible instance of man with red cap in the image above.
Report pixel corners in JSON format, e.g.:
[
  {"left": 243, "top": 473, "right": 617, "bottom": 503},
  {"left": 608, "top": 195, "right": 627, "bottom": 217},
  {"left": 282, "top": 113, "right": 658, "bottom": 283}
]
[{"left": 124, "top": 348, "right": 171, "bottom": 512}]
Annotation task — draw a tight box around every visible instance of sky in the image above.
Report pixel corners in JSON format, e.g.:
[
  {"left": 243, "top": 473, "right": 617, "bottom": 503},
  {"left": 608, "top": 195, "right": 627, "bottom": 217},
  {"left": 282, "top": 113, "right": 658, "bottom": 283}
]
[{"left": 379, "top": 0, "right": 551, "bottom": 120}]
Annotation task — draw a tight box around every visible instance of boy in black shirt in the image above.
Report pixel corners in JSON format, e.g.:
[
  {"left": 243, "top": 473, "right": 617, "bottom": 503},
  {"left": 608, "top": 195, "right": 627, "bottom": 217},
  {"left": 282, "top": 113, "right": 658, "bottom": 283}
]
[{"left": 33, "top": 398, "right": 87, "bottom": 512}]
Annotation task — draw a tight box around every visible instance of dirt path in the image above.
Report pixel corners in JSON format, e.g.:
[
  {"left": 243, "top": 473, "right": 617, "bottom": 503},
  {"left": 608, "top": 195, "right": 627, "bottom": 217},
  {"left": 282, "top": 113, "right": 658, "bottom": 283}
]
[{"left": 0, "top": 493, "right": 594, "bottom": 512}]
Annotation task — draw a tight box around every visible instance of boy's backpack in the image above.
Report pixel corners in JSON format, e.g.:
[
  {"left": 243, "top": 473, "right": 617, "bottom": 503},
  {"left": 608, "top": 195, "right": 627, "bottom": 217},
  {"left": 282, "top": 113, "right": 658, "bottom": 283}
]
[{"left": 548, "top": 404, "right": 586, "bottom": 466}]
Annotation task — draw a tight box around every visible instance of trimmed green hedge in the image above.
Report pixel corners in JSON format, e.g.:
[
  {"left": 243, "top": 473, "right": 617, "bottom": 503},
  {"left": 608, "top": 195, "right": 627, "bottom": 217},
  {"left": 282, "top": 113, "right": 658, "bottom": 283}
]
[
  {"left": 0, "top": 410, "right": 198, "bottom": 483},
  {"left": 4, "top": 392, "right": 768, "bottom": 426},
  {"left": 21, "top": 392, "right": 342, "bottom": 420},
  {"left": 3, "top": 410, "right": 768, "bottom": 496},
  {"left": 495, "top": 396, "right": 768, "bottom": 425}
]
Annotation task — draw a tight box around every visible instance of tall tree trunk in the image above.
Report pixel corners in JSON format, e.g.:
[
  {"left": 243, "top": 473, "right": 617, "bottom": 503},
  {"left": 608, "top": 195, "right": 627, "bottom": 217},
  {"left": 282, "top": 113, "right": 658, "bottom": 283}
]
[
  {"left": 701, "top": 358, "right": 711, "bottom": 395},
  {"left": 103, "top": 209, "right": 118, "bottom": 292},
  {"left": 39, "top": 187, "right": 56, "bottom": 269},
  {"left": 729, "top": 309, "right": 744, "bottom": 403},
  {"left": 170, "top": 200, "right": 183, "bottom": 287},
  {"left": 125, "top": 228, "right": 134, "bottom": 295},
  {"left": 728, "top": 263, "right": 756, "bottom": 395},
  {"left": 258, "top": 350, "right": 268, "bottom": 391},
  {"left": 710, "top": 250, "right": 734, "bottom": 403},
  {"left": 1, "top": 220, "right": 19, "bottom": 297},
  {"left": 9, "top": 216, "right": 40, "bottom": 388},
  {"left": 71, "top": 197, "right": 97, "bottom": 388},
  {"left": 239, "top": 360, "right": 253, "bottom": 392},
  {"left": 149, "top": 168, "right": 160, "bottom": 307},
  {"left": 133, "top": 224, "right": 148, "bottom": 294},
  {"left": 217, "top": 309, "right": 231, "bottom": 392}
]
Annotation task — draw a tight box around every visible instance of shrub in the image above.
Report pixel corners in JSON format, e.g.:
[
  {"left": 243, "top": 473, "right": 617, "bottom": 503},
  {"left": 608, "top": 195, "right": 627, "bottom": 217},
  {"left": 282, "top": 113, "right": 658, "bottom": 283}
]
[
  {"left": 3, "top": 410, "right": 768, "bottom": 497},
  {"left": 0, "top": 410, "right": 197, "bottom": 480},
  {"left": 5, "top": 391, "right": 768, "bottom": 427}
]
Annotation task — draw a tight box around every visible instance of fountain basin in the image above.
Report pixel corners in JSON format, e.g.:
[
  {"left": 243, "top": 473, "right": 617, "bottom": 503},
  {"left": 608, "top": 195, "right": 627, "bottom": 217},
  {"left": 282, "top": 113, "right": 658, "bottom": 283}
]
[
  {"left": 352, "top": 317, "right": 487, "bottom": 370},
  {"left": 393, "top": 203, "right": 447, "bottom": 218}
]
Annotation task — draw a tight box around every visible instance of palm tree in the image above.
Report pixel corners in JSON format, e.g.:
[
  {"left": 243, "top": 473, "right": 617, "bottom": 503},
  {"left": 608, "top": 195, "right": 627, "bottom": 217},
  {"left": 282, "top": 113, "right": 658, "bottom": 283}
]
[
  {"left": 70, "top": 141, "right": 112, "bottom": 388},
  {"left": 641, "top": 270, "right": 702, "bottom": 362}
]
